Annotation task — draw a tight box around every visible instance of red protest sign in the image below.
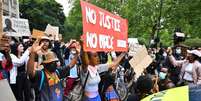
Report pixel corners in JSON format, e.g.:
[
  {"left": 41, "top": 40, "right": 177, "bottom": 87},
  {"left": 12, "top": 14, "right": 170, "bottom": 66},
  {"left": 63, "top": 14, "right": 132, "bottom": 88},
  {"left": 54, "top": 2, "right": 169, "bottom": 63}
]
[{"left": 80, "top": 1, "right": 128, "bottom": 52}]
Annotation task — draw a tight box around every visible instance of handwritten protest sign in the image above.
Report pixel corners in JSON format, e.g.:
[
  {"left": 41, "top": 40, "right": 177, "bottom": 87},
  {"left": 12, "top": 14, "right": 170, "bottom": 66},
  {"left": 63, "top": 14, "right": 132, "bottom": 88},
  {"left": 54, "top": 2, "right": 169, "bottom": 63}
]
[
  {"left": 59, "top": 34, "right": 62, "bottom": 41},
  {"left": 3, "top": 16, "right": 31, "bottom": 37},
  {"left": 80, "top": 1, "right": 128, "bottom": 52},
  {"left": 128, "top": 38, "right": 140, "bottom": 56},
  {"left": 32, "top": 29, "right": 45, "bottom": 39},
  {"left": 45, "top": 24, "right": 59, "bottom": 40},
  {"left": 129, "top": 45, "right": 153, "bottom": 78}
]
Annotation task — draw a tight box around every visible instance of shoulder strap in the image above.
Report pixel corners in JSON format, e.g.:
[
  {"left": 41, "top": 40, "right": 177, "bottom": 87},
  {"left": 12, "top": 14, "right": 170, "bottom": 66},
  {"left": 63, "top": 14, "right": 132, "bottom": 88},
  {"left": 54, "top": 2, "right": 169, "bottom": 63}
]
[
  {"left": 83, "top": 71, "right": 89, "bottom": 89},
  {"left": 39, "top": 71, "right": 45, "bottom": 91},
  {"left": 55, "top": 69, "right": 60, "bottom": 76},
  {"left": 55, "top": 69, "right": 63, "bottom": 80}
]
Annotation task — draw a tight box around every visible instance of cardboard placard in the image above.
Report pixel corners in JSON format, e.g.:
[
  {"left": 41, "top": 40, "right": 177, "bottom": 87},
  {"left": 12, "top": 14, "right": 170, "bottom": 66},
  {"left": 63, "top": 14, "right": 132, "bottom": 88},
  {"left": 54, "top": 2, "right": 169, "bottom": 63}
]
[
  {"left": 45, "top": 24, "right": 59, "bottom": 40},
  {"left": 0, "top": 79, "right": 16, "bottom": 101},
  {"left": 0, "top": 34, "right": 10, "bottom": 48},
  {"left": 80, "top": 1, "right": 128, "bottom": 52},
  {"left": 128, "top": 45, "right": 142, "bottom": 56},
  {"left": 128, "top": 38, "right": 139, "bottom": 45},
  {"left": 129, "top": 45, "right": 153, "bottom": 78},
  {"left": 59, "top": 34, "right": 62, "bottom": 41},
  {"left": 3, "top": 16, "right": 31, "bottom": 37},
  {"left": 128, "top": 38, "right": 139, "bottom": 56},
  {"left": 32, "top": 29, "right": 45, "bottom": 39}
]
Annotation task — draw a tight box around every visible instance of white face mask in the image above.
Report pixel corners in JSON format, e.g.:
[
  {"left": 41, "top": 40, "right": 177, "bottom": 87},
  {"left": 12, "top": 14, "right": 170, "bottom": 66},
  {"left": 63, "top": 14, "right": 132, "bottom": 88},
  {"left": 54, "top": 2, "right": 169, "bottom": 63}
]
[
  {"left": 176, "top": 49, "right": 181, "bottom": 54},
  {"left": 163, "top": 52, "right": 167, "bottom": 57},
  {"left": 71, "top": 50, "right": 76, "bottom": 54}
]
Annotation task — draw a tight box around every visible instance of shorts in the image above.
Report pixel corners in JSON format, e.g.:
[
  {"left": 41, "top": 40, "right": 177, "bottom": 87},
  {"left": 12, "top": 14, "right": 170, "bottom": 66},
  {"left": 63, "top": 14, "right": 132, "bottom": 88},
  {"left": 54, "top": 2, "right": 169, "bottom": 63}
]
[
  {"left": 105, "top": 90, "right": 119, "bottom": 100},
  {"left": 82, "top": 94, "right": 101, "bottom": 101}
]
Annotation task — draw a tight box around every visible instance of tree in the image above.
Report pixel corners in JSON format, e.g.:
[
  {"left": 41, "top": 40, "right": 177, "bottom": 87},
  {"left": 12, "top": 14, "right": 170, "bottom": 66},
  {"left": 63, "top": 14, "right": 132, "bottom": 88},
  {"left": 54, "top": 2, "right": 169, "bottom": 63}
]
[
  {"left": 19, "top": 0, "right": 65, "bottom": 34},
  {"left": 183, "top": 38, "right": 201, "bottom": 48},
  {"left": 65, "top": 0, "right": 201, "bottom": 46}
]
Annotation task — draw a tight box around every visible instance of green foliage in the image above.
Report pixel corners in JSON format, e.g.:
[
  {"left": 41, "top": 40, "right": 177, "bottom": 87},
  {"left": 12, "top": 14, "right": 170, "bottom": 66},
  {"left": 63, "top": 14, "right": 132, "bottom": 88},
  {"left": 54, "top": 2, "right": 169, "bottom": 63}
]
[
  {"left": 183, "top": 38, "right": 201, "bottom": 48},
  {"left": 19, "top": 0, "right": 201, "bottom": 44},
  {"left": 19, "top": 0, "right": 65, "bottom": 34},
  {"left": 65, "top": 0, "right": 201, "bottom": 45},
  {"left": 63, "top": 0, "right": 82, "bottom": 41}
]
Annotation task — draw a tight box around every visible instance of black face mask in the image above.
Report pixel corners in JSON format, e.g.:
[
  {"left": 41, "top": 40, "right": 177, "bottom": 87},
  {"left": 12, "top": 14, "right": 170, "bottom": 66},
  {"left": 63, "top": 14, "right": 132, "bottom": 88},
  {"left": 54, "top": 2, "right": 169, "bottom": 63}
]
[{"left": 44, "top": 62, "right": 57, "bottom": 72}]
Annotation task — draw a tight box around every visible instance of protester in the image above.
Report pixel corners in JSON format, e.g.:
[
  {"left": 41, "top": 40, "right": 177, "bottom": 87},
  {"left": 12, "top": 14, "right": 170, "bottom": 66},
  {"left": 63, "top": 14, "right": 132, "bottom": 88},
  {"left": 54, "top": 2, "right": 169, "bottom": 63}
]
[
  {"left": 81, "top": 49, "right": 125, "bottom": 101},
  {"left": 52, "top": 40, "right": 64, "bottom": 66},
  {"left": 173, "top": 46, "right": 184, "bottom": 60},
  {"left": 10, "top": 42, "right": 31, "bottom": 101},
  {"left": 27, "top": 39, "right": 78, "bottom": 101},
  {"left": 0, "top": 35, "right": 13, "bottom": 80},
  {"left": 127, "top": 74, "right": 154, "bottom": 101},
  {"left": 158, "top": 68, "right": 175, "bottom": 91},
  {"left": 168, "top": 48, "right": 201, "bottom": 85},
  {"left": 35, "top": 36, "right": 52, "bottom": 69},
  {"left": 64, "top": 41, "right": 79, "bottom": 96}
]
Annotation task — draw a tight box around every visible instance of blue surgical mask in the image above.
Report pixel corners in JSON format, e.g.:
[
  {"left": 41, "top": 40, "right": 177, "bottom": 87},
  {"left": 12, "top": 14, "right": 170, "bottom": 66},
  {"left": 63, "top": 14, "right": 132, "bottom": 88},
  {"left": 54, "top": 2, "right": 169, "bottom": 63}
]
[{"left": 159, "top": 72, "right": 167, "bottom": 80}]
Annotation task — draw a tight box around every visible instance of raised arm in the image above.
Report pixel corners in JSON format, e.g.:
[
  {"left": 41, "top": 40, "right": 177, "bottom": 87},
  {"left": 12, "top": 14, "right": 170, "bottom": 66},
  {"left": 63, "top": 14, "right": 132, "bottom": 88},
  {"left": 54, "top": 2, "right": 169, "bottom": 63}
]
[
  {"left": 11, "top": 49, "right": 30, "bottom": 67},
  {"left": 27, "top": 40, "right": 43, "bottom": 78},
  {"left": 168, "top": 55, "right": 184, "bottom": 67},
  {"left": 108, "top": 53, "right": 126, "bottom": 70},
  {"left": 80, "top": 50, "right": 89, "bottom": 73},
  {"left": 59, "top": 54, "right": 78, "bottom": 79},
  {"left": 167, "top": 47, "right": 184, "bottom": 67},
  {"left": 97, "top": 53, "right": 126, "bottom": 73},
  {"left": 80, "top": 40, "right": 89, "bottom": 73}
]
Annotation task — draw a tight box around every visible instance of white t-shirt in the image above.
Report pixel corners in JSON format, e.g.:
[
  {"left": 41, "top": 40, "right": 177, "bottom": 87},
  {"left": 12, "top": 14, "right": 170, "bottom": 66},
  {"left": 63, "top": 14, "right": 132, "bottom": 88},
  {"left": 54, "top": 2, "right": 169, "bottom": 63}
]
[
  {"left": 10, "top": 50, "right": 30, "bottom": 84},
  {"left": 183, "top": 63, "right": 193, "bottom": 81}
]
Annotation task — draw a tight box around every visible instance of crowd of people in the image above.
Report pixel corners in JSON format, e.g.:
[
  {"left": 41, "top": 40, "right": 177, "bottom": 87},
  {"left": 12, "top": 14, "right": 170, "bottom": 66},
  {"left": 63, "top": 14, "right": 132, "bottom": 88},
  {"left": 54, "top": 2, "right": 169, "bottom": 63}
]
[
  {"left": 127, "top": 45, "right": 201, "bottom": 100},
  {"left": 0, "top": 33, "right": 201, "bottom": 101}
]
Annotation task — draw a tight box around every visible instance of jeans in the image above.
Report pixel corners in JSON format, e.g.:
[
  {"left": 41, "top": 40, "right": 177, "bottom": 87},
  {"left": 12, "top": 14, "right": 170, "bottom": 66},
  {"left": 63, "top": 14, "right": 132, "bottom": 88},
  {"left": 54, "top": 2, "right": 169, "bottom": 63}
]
[{"left": 189, "top": 85, "right": 201, "bottom": 101}]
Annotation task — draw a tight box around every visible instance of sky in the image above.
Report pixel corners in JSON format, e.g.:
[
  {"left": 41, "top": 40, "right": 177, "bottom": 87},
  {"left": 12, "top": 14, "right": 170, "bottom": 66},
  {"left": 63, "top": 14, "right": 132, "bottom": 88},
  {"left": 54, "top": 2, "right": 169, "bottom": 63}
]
[{"left": 55, "top": 0, "right": 73, "bottom": 16}]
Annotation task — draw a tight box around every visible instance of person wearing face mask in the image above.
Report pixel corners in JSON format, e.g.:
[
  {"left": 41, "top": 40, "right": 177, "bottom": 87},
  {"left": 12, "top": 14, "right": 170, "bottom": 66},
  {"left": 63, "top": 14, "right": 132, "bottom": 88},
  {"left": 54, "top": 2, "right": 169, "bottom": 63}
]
[
  {"left": 27, "top": 39, "right": 78, "bottom": 101},
  {"left": 64, "top": 42, "right": 80, "bottom": 96},
  {"left": 174, "top": 47, "right": 184, "bottom": 60},
  {"left": 167, "top": 48, "right": 201, "bottom": 86},
  {"left": 158, "top": 68, "right": 175, "bottom": 91}
]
